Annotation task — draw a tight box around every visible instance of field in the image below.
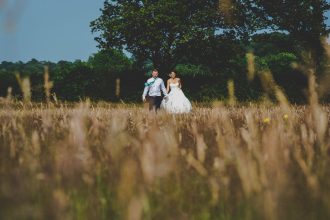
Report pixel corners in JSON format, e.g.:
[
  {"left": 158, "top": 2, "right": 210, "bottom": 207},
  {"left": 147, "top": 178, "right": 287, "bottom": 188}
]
[{"left": 0, "top": 101, "right": 330, "bottom": 220}]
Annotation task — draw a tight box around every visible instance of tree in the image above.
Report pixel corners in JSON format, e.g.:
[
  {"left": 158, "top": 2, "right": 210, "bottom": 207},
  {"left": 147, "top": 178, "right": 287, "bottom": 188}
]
[
  {"left": 240, "top": 0, "right": 330, "bottom": 63},
  {"left": 87, "top": 49, "right": 132, "bottom": 100},
  {"left": 90, "top": 0, "right": 223, "bottom": 75},
  {"left": 52, "top": 60, "right": 93, "bottom": 101},
  {"left": 88, "top": 49, "right": 132, "bottom": 77},
  {"left": 250, "top": 32, "right": 297, "bottom": 57}
]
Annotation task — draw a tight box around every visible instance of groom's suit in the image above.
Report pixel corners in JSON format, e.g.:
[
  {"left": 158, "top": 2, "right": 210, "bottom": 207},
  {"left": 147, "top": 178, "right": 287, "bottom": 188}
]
[{"left": 143, "top": 77, "right": 168, "bottom": 111}]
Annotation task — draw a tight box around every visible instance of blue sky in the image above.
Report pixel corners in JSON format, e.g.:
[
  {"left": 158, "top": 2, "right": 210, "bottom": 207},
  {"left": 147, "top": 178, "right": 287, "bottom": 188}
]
[
  {"left": 0, "top": 0, "right": 330, "bottom": 63},
  {"left": 0, "top": 0, "right": 104, "bottom": 62}
]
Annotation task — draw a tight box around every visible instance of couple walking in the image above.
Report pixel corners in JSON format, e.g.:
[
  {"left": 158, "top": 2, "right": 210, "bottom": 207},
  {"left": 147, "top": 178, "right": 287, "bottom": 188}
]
[{"left": 142, "top": 69, "right": 192, "bottom": 114}]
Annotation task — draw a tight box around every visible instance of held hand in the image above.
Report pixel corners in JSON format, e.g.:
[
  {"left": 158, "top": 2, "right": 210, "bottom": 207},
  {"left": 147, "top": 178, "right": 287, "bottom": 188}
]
[{"left": 142, "top": 97, "right": 146, "bottom": 102}]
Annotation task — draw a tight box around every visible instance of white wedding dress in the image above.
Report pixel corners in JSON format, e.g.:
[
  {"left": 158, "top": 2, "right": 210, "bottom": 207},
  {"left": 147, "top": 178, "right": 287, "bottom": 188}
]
[{"left": 161, "top": 83, "right": 192, "bottom": 113}]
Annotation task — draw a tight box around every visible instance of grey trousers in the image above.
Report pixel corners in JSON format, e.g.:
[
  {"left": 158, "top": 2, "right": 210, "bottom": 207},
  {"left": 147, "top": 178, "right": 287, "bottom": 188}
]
[{"left": 147, "top": 96, "right": 163, "bottom": 111}]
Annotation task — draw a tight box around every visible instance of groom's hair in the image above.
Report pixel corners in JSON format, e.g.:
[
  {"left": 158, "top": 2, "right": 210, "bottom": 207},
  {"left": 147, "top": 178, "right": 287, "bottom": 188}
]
[{"left": 152, "top": 69, "right": 158, "bottom": 72}]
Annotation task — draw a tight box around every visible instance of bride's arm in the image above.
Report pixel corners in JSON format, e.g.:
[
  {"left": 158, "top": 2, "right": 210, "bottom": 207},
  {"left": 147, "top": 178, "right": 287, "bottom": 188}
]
[
  {"left": 166, "top": 80, "right": 170, "bottom": 93},
  {"left": 178, "top": 78, "right": 182, "bottom": 89}
]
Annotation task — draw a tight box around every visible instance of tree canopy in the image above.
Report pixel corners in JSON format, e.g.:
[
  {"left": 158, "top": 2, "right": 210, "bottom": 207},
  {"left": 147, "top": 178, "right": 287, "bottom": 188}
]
[
  {"left": 91, "top": 0, "right": 330, "bottom": 74},
  {"left": 90, "top": 0, "right": 223, "bottom": 74}
]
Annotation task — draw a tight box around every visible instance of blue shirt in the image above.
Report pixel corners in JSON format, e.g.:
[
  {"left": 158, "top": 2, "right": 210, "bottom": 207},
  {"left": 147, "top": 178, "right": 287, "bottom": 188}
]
[{"left": 142, "top": 77, "right": 167, "bottom": 98}]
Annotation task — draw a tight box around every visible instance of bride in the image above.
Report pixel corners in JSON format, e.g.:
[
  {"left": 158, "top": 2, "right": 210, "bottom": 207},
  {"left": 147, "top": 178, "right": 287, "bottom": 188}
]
[{"left": 161, "top": 70, "right": 192, "bottom": 113}]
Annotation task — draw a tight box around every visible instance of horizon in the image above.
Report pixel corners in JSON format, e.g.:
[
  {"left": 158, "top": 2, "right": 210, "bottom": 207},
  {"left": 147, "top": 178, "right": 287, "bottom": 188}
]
[{"left": 0, "top": 0, "right": 330, "bottom": 63}]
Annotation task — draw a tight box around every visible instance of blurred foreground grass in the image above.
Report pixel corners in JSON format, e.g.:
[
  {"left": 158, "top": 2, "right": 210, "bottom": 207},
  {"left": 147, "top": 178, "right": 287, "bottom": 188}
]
[{"left": 0, "top": 102, "right": 330, "bottom": 220}]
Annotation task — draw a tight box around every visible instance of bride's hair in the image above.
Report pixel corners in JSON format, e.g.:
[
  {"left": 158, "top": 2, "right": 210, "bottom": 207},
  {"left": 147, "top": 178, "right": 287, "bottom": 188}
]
[{"left": 169, "top": 70, "right": 178, "bottom": 77}]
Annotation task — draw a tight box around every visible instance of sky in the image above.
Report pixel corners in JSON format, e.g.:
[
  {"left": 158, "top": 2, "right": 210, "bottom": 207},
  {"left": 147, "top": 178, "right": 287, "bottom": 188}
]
[
  {"left": 0, "top": 0, "right": 330, "bottom": 63},
  {"left": 0, "top": 0, "right": 104, "bottom": 62}
]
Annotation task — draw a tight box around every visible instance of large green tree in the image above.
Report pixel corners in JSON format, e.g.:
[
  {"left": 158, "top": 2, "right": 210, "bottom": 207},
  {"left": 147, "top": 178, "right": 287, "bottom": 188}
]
[
  {"left": 90, "top": 0, "right": 223, "bottom": 75},
  {"left": 238, "top": 0, "right": 330, "bottom": 63}
]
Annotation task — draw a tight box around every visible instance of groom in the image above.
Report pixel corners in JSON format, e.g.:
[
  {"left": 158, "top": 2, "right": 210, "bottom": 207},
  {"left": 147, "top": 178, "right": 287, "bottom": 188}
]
[{"left": 142, "top": 69, "right": 168, "bottom": 111}]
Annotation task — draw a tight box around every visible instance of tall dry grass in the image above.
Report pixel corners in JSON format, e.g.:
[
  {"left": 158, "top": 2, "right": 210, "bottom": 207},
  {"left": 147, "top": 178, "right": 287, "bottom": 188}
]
[
  {"left": 1, "top": 1, "right": 330, "bottom": 218},
  {"left": 0, "top": 101, "right": 330, "bottom": 219}
]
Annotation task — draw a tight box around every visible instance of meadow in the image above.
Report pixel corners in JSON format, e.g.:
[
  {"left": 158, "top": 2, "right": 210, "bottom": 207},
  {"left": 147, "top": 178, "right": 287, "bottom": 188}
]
[
  {"left": 1, "top": 1, "right": 330, "bottom": 219},
  {"left": 1, "top": 44, "right": 330, "bottom": 220},
  {"left": 0, "top": 99, "right": 329, "bottom": 220}
]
